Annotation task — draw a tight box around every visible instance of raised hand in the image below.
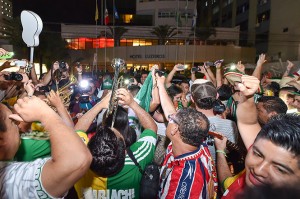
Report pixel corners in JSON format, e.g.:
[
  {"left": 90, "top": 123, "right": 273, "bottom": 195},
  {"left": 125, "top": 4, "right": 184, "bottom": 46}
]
[
  {"left": 237, "top": 75, "right": 260, "bottom": 98},
  {"left": 286, "top": 60, "right": 294, "bottom": 71},
  {"left": 11, "top": 96, "right": 55, "bottom": 122},
  {"left": 173, "top": 64, "right": 185, "bottom": 72},
  {"left": 47, "top": 90, "right": 64, "bottom": 108},
  {"left": 117, "top": 88, "right": 134, "bottom": 106},
  {"left": 257, "top": 53, "right": 267, "bottom": 66},
  {"left": 213, "top": 133, "right": 228, "bottom": 151},
  {"left": 24, "top": 80, "right": 35, "bottom": 96}
]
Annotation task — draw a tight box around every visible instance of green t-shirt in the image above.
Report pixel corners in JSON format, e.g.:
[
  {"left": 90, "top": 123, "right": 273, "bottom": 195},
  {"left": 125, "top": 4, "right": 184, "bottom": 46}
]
[
  {"left": 15, "top": 131, "right": 51, "bottom": 161},
  {"left": 75, "top": 129, "right": 157, "bottom": 199}
]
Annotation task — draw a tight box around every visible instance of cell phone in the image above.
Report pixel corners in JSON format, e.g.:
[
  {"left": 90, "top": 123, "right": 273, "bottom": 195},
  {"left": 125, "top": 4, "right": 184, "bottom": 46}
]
[
  {"left": 177, "top": 64, "right": 185, "bottom": 70},
  {"left": 79, "top": 95, "right": 90, "bottom": 103},
  {"left": 191, "top": 67, "right": 199, "bottom": 72},
  {"left": 205, "top": 62, "right": 214, "bottom": 67},
  {"left": 14, "top": 60, "right": 27, "bottom": 67},
  {"left": 214, "top": 59, "right": 224, "bottom": 65},
  {"left": 155, "top": 69, "right": 165, "bottom": 77}
]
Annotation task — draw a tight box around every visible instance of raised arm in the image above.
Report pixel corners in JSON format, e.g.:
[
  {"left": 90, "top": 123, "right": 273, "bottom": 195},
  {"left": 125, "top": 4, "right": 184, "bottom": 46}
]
[
  {"left": 37, "top": 62, "right": 59, "bottom": 87},
  {"left": 12, "top": 96, "right": 92, "bottom": 198},
  {"left": 252, "top": 53, "right": 266, "bottom": 80},
  {"left": 216, "top": 62, "right": 223, "bottom": 87},
  {"left": 282, "top": 60, "right": 294, "bottom": 78},
  {"left": 236, "top": 75, "right": 262, "bottom": 149},
  {"left": 204, "top": 63, "right": 216, "bottom": 86},
  {"left": 156, "top": 74, "right": 176, "bottom": 119},
  {"left": 117, "top": 88, "right": 157, "bottom": 133},
  {"left": 47, "top": 90, "right": 74, "bottom": 128},
  {"left": 214, "top": 135, "right": 232, "bottom": 191},
  {"left": 165, "top": 64, "right": 184, "bottom": 88},
  {"left": 75, "top": 91, "right": 111, "bottom": 132},
  {"left": 149, "top": 67, "right": 161, "bottom": 112}
]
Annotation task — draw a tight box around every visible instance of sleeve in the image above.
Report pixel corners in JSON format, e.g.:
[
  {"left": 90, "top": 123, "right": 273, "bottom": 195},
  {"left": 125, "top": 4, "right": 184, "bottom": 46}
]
[
  {"left": 129, "top": 129, "right": 157, "bottom": 169},
  {"left": 76, "top": 130, "right": 89, "bottom": 145},
  {"left": 0, "top": 158, "right": 62, "bottom": 199},
  {"left": 222, "top": 170, "right": 245, "bottom": 191},
  {"left": 15, "top": 139, "right": 51, "bottom": 161}
]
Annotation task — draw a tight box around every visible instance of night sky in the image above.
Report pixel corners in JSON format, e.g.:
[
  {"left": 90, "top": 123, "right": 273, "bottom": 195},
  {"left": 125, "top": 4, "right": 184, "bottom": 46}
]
[{"left": 12, "top": 0, "right": 136, "bottom": 25}]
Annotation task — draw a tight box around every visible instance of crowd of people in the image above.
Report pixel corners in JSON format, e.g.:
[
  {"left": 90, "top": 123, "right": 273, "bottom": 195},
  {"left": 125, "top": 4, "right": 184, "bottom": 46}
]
[{"left": 1, "top": 46, "right": 300, "bottom": 199}]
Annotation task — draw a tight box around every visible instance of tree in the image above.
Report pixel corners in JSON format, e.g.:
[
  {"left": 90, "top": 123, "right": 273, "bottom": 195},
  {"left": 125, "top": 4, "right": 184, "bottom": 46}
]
[
  {"left": 99, "top": 26, "right": 128, "bottom": 47},
  {"left": 151, "top": 25, "right": 182, "bottom": 45},
  {"left": 190, "top": 26, "right": 216, "bottom": 42}
]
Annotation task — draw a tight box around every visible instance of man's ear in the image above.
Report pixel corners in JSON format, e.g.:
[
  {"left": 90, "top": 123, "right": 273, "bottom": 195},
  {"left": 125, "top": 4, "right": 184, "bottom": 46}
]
[
  {"left": 268, "top": 111, "right": 277, "bottom": 119},
  {"left": 8, "top": 114, "right": 24, "bottom": 122}
]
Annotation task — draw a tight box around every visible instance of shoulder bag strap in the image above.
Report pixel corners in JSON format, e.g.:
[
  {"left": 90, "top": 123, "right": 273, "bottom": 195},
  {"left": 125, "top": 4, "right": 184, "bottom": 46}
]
[{"left": 126, "top": 147, "right": 144, "bottom": 174}]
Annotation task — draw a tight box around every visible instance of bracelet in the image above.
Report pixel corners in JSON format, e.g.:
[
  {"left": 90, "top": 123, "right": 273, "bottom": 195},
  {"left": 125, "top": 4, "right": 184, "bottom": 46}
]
[
  {"left": 216, "top": 150, "right": 227, "bottom": 157},
  {"left": 78, "top": 72, "right": 82, "bottom": 75}
]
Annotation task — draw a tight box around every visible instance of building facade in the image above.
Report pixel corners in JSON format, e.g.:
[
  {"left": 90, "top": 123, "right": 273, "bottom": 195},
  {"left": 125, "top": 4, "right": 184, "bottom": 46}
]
[
  {"left": 0, "top": 0, "right": 13, "bottom": 49},
  {"left": 201, "top": 0, "right": 300, "bottom": 61},
  {"left": 61, "top": 0, "right": 257, "bottom": 71}
]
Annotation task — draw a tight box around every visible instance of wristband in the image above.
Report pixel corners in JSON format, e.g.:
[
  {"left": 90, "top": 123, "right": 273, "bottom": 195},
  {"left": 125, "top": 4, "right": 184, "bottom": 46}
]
[
  {"left": 216, "top": 150, "right": 227, "bottom": 157},
  {"left": 78, "top": 72, "right": 82, "bottom": 75}
]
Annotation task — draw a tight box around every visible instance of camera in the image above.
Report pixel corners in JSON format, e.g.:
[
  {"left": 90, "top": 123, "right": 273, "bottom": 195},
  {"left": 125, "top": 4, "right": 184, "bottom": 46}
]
[
  {"left": 4, "top": 72, "right": 23, "bottom": 81},
  {"left": 205, "top": 62, "right": 215, "bottom": 67},
  {"left": 79, "top": 80, "right": 92, "bottom": 93},
  {"left": 79, "top": 95, "right": 90, "bottom": 103},
  {"left": 213, "top": 100, "right": 226, "bottom": 114},
  {"left": 39, "top": 86, "right": 50, "bottom": 92},
  {"left": 177, "top": 64, "right": 185, "bottom": 70},
  {"left": 155, "top": 69, "right": 165, "bottom": 77},
  {"left": 191, "top": 67, "right": 199, "bottom": 72},
  {"left": 59, "top": 61, "right": 68, "bottom": 72}
]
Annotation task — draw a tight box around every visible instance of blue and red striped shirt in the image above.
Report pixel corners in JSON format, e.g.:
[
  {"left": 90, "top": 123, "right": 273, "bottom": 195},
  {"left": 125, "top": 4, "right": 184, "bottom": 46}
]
[{"left": 159, "top": 143, "right": 218, "bottom": 199}]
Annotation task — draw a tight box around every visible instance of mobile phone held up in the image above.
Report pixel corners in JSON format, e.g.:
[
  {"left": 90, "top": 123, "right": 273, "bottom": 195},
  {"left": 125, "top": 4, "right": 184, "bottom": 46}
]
[
  {"left": 214, "top": 59, "right": 224, "bottom": 65},
  {"left": 176, "top": 64, "right": 185, "bottom": 70}
]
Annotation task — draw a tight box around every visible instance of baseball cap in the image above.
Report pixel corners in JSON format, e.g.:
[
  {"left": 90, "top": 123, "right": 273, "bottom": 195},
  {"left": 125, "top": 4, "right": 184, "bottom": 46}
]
[
  {"left": 223, "top": 67, "right": 244, "bottom": 85},
  {"left": 191, "top": 79, "right": 217, "bottom": 100}
]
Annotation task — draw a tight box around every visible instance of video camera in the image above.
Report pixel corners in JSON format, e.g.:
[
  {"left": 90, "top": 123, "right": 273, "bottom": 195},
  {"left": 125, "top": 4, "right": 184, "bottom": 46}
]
[
  {"left": 58, "top": 61, "right": 68, "bottom": 72},
  {"left": 4, "top": 72, "right": 23, "bottom": 81},
  {"left": 78, "top": 80, "right": 92, "bottom": 103},
  {"left": 155, "top": 69, "right": 165, "bottom": 77}
]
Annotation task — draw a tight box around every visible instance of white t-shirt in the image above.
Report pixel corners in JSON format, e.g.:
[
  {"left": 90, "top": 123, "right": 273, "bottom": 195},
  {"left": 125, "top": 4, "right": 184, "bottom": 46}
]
[{"left": 0, "top": 158, "right": 62, "bottom": 199}]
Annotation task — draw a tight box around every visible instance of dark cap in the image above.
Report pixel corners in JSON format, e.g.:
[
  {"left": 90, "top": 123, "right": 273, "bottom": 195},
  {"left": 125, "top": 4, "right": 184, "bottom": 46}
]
[{"left": 191, "top": 79, "right": 217, "bottom": 100}]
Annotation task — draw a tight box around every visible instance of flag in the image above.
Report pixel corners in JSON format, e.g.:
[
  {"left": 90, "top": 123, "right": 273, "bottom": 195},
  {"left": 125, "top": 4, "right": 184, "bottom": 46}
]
[
  {"left": 95, "top": 0, "right": 99, "bottom": 22},
  {"left": 114, "top": 5, "right": 119, "bottom": 19},
  {"left": 135, "top": 71, "right": 153, "bottom": 113},
  {"left": 104, "top": 8, "right": 109, "bottom": 25}
]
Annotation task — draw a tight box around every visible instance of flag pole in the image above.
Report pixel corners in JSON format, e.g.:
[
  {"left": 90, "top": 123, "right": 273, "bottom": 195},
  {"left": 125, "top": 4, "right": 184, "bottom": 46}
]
[
  {"left": 104, "top": 0, "right": 107, "bottom": 72},
  {"left": 95, "top": 0, "right": 99, "bottom": 75},
  {"left": 192, "top": 1, "right": 197, "bottom": 68}
]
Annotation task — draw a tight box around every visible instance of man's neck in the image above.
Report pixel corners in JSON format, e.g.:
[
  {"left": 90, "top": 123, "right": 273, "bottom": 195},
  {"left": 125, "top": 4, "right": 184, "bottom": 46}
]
[
  {"left": 195, "top": 106, "right": 215, "bottom": 117},
  {"left": 171, "top": 140, "right": 198, "bottom": 157}
]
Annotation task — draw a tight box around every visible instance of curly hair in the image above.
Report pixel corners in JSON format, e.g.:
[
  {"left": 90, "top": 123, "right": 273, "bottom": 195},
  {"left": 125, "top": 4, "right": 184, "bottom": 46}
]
[
  {"left": 88, "top": 126, "right": 126, "bottom": 177},
  {"left": 175, "top": 107, "right": 209, "bottom": 147}
]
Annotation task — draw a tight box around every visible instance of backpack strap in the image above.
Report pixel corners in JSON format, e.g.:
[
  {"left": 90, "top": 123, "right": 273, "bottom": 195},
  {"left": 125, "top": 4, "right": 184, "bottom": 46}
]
[{"left": 126, "top": 147, "right": 144, "bottom": 175}]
